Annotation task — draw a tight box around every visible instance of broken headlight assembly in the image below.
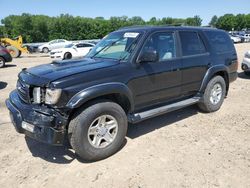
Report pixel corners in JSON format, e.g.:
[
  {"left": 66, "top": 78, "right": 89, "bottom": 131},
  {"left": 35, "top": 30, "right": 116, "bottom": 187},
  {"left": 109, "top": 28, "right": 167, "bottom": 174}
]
[{"left": 32, "top": 87, "right": 62, "bottom": 105}]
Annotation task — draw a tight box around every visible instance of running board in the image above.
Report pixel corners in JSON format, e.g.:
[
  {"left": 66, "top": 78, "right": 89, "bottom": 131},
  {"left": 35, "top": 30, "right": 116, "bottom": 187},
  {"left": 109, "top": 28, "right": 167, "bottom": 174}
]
[{"left": 128, "top": 97, "right": 200, "bottom": 123}]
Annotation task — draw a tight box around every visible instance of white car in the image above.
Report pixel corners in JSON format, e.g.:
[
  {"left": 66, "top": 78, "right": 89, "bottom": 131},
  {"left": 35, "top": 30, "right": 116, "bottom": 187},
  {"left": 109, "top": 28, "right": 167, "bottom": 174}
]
[
  {"left": 242, "top": 51, "right": 250, "bottom": 75},
  {"left": 38, "top": 39, "right": 72, "bottom": 53},
  {"left": 243, "top": 34, "right": 250, "bottom": 42},
  {"left": 50, "top": 42, "right": 95, "bottom": 60},
  {"left": 230, "top": 35, "right": 241, "bottom": 43}
]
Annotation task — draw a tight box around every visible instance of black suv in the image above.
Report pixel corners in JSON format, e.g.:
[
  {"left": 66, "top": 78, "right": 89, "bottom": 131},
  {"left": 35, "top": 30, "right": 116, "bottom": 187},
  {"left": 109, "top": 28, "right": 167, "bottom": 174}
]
[{"left": 6, "top": 26, "right": 238, "bottom": 161}]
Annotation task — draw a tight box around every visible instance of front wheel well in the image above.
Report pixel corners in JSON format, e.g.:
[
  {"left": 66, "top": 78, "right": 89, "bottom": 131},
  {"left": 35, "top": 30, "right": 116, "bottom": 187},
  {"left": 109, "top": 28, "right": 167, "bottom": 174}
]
[{"left": 69, "top": 93, "right": 131, "bottom": 122}]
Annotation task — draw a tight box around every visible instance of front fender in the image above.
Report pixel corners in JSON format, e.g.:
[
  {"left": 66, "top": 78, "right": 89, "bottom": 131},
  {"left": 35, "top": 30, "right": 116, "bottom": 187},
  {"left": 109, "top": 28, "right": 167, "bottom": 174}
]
[
  {"left": 66, "top": 82, "right": 134, "bottom": 110},
  {"left": 199, "top": 65, "right": 229, "bottom": 93}
]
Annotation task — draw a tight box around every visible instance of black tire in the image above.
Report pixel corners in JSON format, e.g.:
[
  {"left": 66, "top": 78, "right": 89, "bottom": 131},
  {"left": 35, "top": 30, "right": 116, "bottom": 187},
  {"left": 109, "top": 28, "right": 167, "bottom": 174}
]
[
  {"left": 42, "top": 47, "right": 49, "bottom": 53},
  {"left": 0, "top": 57, "right": 5, "bottom": 68},
  {"left": 68, "top": 101, "right": 128, "bottom": 161},
  {"left": 6, "top": 46, "right": 19, "bottom": 58},
  {"left": 64, "top": 52, "right": 72, "bottom": 60},
  {"left": 17, "top": 50, "right": 22, "bottom": 58},
  {"left": 198, "top": 76, "right": 226, "bottom": 113}
]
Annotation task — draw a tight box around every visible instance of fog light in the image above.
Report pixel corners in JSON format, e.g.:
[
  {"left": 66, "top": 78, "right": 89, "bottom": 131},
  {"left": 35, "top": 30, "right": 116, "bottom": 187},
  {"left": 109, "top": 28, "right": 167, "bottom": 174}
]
[{"left": 21, "top": 122, "right": 35, "bottom": 133}]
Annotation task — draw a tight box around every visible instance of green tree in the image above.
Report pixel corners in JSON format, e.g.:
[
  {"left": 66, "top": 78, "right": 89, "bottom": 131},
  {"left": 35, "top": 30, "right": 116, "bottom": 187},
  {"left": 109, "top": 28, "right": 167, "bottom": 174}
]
[{"left": 209, "top": 15, "right": 218, "bottom": 27}]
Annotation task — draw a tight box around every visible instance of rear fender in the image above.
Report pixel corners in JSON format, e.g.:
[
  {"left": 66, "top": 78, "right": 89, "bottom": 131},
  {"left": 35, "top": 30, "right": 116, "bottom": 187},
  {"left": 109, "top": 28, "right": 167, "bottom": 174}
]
[{"left": 199, "top": 65, "right": 229, "bottom": 93}]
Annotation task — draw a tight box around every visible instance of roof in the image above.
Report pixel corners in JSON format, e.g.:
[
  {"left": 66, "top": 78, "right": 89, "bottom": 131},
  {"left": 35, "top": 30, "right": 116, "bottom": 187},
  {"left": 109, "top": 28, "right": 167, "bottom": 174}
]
[{"left": 117, "top": 25, "right": 220, "bottom": 33}]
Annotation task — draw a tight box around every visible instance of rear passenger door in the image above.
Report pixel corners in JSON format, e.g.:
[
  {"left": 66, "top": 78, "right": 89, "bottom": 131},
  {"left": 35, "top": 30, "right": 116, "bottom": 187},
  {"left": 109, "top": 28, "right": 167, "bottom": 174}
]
[{"left": 179, "top": 31, "right": 210, "bottom": 97}]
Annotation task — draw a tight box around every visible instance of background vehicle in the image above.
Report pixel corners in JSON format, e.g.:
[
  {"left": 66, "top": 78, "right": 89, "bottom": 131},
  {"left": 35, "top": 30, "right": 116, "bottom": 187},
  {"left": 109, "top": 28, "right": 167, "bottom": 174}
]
[
  {"left": 6, "top": 26, "right": 238, "bottom": 161},
  {"left": 242, "top": 51, "right": 250, "bottom": 75},
  {"left": 0, "top": 36, "right": 30, "bottom": 58},
  {"left": 38, "top": 39, "right": 72, "bottom": 53},
  {"left": 230, "top": 35, "right": 241, "bottom": 43},
  {"left": 0, "top": 45, "right": 12, "bottom": 68},
  {"left": 50, "top": 42, "right": 95, "bottom": 60},
  {"left": 243, "top": 34, "right": 250, "bottom": 42}
]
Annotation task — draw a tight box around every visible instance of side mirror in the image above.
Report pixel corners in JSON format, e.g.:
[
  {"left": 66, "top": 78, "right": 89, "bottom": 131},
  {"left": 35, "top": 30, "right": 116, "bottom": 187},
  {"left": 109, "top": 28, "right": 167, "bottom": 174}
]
[{"left": 137, "top": 50, "right": 159, "bottom": 63}]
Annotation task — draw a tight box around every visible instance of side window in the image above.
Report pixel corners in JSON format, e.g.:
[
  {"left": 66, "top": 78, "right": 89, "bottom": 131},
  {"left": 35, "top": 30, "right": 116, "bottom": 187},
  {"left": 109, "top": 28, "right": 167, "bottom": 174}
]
[
  {"left": 76, "top": 44, "right": 84, "bottom": 48},
  {"left": 179, "top": 31, "right": 206, "bottom": 56},
  {"left": 83, "top": 43, "right": 94, "bottom": 47},
  {"left": 58, "top": 39, "right": 65, "bottom": 43},
  {"left": 142, "top": 32, "right": 176, "bottom": 61},
  {"left": 204, "top": 31, "right": 234, "bottom": 53}
]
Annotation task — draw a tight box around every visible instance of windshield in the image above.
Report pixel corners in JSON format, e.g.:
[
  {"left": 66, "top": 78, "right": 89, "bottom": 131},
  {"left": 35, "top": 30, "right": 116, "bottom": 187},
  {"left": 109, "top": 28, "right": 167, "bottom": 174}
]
[
  {"left": 86, "top": 31, "right": 142, "bottom": 61},
  {"left": 65, "top": 44, "right": 74, "bottom": 48}
]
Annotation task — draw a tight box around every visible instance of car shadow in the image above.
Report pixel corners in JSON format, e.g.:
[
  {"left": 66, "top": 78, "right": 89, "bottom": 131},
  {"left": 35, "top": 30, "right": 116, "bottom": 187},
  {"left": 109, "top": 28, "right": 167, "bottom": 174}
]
[
  {"left": 25, "top": 135, "right": 128, "bottom": 164},
  {"left": 238, "top": 72, "right": 250, "bottom": 79},
  {"left": 127, "top": 105, "right": 198, "bottom": 139},
  {"left": 25, "top": 136, "right": 76, "bottom": 164},
  {"left": 25, "top": 105, "right": 198, "bottom": 164},
  {"left": 3, "top": 64, "right": 16, "bottom": 68},
  {"left": 0, "top": 81, "right": 7, "bottom": 89}
]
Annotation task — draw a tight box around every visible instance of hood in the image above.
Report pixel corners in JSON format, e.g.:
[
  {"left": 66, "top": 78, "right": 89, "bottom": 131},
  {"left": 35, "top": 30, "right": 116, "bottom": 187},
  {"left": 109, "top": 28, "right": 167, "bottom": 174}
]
[{"left": 19, "top": 58, "right": 119, "bottom": 86}]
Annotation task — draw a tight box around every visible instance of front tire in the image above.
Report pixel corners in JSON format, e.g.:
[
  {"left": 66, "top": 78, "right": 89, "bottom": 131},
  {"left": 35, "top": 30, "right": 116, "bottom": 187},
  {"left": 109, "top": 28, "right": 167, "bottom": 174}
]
[
  {"left": 198, "top": 76, "right": 226, "bottom": 113},
  {"left": 68, "top": 101, "right": 128, "bottom": 161},
  {"left": 64, "top": 52, "right": 72, "bottom": 60},
  {"left": 0, "top": 57, "right": 5, "bottom": 68}
]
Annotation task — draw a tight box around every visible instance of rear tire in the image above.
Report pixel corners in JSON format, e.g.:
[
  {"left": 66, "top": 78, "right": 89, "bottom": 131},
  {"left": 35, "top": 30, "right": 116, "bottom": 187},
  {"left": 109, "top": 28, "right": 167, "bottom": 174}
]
[
  {"left": 6, "top": 46, "right": 19, "bottom": 58},
  {"left": 198, "top": 76, "right": 226, "bottom": 113},
  {"left": 0, "top": 57, "right": 5, "bottom": 68},
  {"left": 68, "top": 101, "right": 128, "bottom": 161},
  {"left": 64, "top": 52, "right": 72, "bottom": 60}
]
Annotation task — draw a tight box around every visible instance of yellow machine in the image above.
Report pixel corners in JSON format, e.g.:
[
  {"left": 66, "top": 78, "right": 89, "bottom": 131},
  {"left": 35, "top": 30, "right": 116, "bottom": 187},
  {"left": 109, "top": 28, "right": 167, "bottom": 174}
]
[{"left": 0, "top": 36, "right": 29, "bottom": 58}]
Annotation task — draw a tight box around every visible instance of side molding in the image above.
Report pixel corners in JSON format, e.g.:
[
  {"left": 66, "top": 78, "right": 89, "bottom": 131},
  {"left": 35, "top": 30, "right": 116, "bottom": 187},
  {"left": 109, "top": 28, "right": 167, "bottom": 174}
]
[{"left": 66, "top": 82, "right": 134, "bottom": 110}]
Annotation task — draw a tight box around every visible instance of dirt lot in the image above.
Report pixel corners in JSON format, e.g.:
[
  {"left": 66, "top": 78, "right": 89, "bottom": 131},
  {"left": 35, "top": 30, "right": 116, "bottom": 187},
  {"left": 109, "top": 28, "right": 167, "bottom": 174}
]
[{"left": 0, "top": 44, "right": 249, "bottom": 188}]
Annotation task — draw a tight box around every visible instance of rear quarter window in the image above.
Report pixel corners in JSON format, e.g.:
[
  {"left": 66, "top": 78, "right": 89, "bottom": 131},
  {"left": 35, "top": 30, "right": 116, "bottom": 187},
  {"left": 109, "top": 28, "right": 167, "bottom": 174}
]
[
  {"left": 179, "top": 31, "right": 206, "bottom": 56},
  {"left": 204, "top": 31, "right": 235, "bottom": 54}
]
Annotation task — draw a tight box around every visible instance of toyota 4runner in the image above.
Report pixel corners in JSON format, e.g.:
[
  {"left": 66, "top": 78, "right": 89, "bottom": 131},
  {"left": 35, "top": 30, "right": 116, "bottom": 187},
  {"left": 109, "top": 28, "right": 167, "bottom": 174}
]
[{"left": 6, "top": 26, "right": 238, "bottom": 161}]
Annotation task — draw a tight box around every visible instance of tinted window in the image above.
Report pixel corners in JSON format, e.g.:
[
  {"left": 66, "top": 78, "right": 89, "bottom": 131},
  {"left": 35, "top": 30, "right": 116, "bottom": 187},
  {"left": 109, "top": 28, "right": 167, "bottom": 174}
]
[
  {"left": 142, "top": 32, "right": 176, "bottom": 61},
  {"left": 58, "top": 39, "right": 65, "bottom": 43},
  {"left": 179, "top": 31, "right": 206, "bottom": 56},
  {"left": 204, "top": 31, "right": 234, "bottom": 53},
  {"left": 83, "top": 43, "right": 94, "bottom": 47}
]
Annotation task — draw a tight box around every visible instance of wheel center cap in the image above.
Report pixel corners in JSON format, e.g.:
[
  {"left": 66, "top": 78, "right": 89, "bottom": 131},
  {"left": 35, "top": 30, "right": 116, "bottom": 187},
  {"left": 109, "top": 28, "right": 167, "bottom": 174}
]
[{"left": 98, "top": 127, "right": 107, "bottom": 136}]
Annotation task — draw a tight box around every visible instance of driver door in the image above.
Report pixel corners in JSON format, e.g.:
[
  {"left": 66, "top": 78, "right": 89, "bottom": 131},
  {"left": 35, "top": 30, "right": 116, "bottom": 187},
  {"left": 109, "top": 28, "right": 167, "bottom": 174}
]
[{"left": 128, "top": 31, "right": 182, "bottom": 110}]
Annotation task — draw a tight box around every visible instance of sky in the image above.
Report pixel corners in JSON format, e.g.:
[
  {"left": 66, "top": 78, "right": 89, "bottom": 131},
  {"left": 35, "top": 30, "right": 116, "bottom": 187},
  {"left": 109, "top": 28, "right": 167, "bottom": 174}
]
[{"left": 0, "top": 0, "right": 249, "bottom": 25}]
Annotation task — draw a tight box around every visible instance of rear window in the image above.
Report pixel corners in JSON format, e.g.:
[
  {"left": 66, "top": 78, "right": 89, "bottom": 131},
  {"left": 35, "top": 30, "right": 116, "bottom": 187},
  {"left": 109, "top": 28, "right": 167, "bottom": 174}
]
[
  {"left": 204, "top": 31, "right": 234, "bottom": 54},
  {"left": 179, "top": 31, "right": 206, "bottom": 56}
]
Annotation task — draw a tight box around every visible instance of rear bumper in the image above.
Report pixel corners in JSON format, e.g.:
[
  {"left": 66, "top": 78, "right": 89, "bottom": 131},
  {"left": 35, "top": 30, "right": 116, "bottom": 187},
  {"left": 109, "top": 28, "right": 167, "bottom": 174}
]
[{"left": 6, "top": 90, "right": 68, "bottom": 145}]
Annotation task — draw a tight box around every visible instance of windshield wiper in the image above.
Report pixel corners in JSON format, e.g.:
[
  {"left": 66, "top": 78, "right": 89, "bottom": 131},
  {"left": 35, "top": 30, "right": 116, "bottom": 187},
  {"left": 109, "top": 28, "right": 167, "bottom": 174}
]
[{"left": 91, "top": 37, "right": 123, "bottom": 58}]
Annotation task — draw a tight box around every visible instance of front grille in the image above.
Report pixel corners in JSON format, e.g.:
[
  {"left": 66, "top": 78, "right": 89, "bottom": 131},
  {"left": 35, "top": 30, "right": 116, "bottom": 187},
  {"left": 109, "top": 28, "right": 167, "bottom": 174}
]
[{"left": 16, "top": 80, "right": 31, "bottom": 103}]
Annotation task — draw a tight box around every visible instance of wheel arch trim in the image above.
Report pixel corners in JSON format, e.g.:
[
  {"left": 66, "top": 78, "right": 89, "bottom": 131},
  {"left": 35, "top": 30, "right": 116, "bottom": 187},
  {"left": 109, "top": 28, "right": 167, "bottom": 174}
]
[
  {"left": 66, "top": 82, "right": 134, "bottom": 111},
  {"left": 199, "top": 65, "right": 229, "bottom": 93}
]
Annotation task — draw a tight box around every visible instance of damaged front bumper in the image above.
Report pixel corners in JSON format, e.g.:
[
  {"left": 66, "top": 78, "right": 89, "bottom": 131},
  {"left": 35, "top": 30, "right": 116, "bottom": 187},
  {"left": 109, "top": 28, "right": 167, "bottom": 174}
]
[{"left": 5, "top": 90, "right": 68, "bottom": 145}]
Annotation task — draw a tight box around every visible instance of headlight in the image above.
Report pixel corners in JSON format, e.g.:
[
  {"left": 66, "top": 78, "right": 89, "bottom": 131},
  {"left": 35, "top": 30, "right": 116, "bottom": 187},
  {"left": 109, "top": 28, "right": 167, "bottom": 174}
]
[
  {"left": 33, "top": 87, "right": 41, "bottom": 104},
  {"left": 54, "top": 51, "right": 62, "bottom": 53},
  {"left": 45, "top": 88, "right": 62, "bottom": 105}
]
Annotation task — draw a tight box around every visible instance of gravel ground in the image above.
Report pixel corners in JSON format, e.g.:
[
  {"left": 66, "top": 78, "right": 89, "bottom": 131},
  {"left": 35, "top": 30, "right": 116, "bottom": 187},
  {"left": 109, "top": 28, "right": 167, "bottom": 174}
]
[{"left": 0, "top": 43, "right": 249, "bottom": 188}]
